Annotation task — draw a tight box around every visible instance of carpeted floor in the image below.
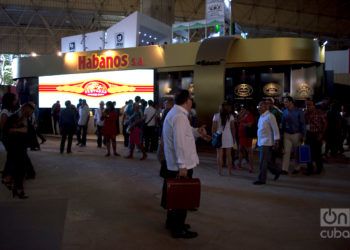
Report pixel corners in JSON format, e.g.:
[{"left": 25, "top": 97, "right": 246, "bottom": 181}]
[{"left": 0, "top": 199, "right": 68, "bottom": 250}]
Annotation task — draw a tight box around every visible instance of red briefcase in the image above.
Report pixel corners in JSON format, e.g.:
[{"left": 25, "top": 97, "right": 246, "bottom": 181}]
[{"left": 166, "top": 178, "right": 201, "bottom": 210}]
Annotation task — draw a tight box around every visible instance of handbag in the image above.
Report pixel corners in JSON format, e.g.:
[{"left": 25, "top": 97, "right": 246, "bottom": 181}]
[
  {"left": 211, "top": 132, "right": 222, "bottom": 148},
  {"left": 298, "top": 144, "right": 311, "bottom": 163},
  {"left": 211, "top": 122, "right": 226, "bottom": 148},
  {"left": 166, "top": 178, "right": 201, "bottom": 209}
]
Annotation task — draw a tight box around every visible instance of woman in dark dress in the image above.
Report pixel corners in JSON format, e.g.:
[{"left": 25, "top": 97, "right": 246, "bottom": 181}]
[
  {"left": 125, "top": 103, "right": 147, "bottom": 160},
  {"left": 0, "top": 92, "right": 19, "bottom": 189},
  {"left": 102, "top": 101, "right": 120, "bottom": 156}
]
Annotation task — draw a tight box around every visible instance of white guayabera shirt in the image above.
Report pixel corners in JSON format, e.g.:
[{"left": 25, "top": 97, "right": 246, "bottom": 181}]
[{"left": 163, "top": 105, "right": 200, "bottom": 171}]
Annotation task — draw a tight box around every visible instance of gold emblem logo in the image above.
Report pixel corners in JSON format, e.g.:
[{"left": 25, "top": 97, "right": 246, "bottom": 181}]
[
  {"left": 234, "top": 84, "right": 253, "bottom": 97},
  {"left": 263, "top": 83, "right": 281, "bottom": 96},
  {"left": 296, "top": 83, "right": 312, "bottom": 98}
]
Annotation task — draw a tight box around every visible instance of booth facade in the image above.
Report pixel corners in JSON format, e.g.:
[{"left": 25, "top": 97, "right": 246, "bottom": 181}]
[{"left": 13, "top": 37, "right": 324, "bottom": 127}]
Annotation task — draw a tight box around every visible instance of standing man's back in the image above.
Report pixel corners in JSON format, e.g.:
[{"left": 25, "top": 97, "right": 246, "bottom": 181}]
[{"left": 161, "top": 89, "right": 208, "bottom": 239}]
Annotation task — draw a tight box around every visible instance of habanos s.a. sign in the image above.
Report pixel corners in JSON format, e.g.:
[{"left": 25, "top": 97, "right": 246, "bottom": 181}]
[
  {"left": 39, "top": 70, "right": 154, "bottom": 108},
  {"left": 77, "top": 53, "right": 144, "bottom": 71}
]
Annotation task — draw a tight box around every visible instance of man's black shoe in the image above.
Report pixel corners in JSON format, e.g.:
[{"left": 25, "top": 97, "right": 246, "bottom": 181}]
[
  {"left": 303, "top": 171, "right": 313, "bottom": 176},
  {"left": 274, "top": 172, "right": 281, "bottom": 181},
  {"left": 172, "top": 229, "right": 198, "bottom": 239},
  {"left": 166, "top": 223, "right": 190, "bottom": 230},
  {"left": 291, "top": 169, "right": 300, "bottom": 175},
  {"left": 281, "top": 170, "right": 288, "bottom": 175},
  {"left": 253, "top": 180, "right": 266, "bottom": 185},
  {"left": 315, "top": 169, "right": 324, "bottom": 175}
]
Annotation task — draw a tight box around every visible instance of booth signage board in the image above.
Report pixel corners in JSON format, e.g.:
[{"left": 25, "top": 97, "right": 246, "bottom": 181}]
[
  {"left": 76, "top": 53, "right": 144, "bottom": 71},
  {"left": 115, "top": 32, "right": 125, "bottom": 48},
  {"left": 69, "top": 42, "right": 76, "bottom": 52},
  {"left": 38, "top": 69, "right": 154, "bottom": 108},
  {"left": 206, "top": 0, "right": 225, "bottom": 21}
]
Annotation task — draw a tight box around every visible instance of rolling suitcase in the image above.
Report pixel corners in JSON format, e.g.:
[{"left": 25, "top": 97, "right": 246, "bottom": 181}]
[
  {"left": 166, "top": 178, "right": 201, "bottom": 209},
  {"left": 298, "top": 144, "right": 311, "bottom": 163}
]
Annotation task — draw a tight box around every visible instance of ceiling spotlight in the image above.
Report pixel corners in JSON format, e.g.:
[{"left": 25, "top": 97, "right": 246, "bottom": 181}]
[
  {"left": 154, "top": 37, "right": 157, "bottom": 40},
  {"left": 141, "top": 40, "right": 144, "bottom": 43},
  {"left": 313, "top": 38, "right": 318, "bottom": 41},
  {"left": 149, "top": 35, "right": 152, "bottom": 38},
  {"left": 144, "top": 33, "right": 147, "bottom": 36},
  {"left": 31, "top": 52, "right": 37, "bottom": 57},
  {"left": 322, "top": 40, "right": 328, "bottom": 46},
  {"left": 57, "top": 51, "right": 62, "bottom": 56},
  {"left": 138, "top": 31, "right": 141, "bottom": 34},
  {"left": 146, "top": 41, "right": 149, "bottom": 44}
]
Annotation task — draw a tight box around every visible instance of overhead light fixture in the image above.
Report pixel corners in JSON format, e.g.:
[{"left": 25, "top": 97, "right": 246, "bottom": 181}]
[
  {"left": 313, "top": 38, "right": 318, "bottom": 41},
  {"left": 141, "top": 40, "right": 144, "bottom": 43},
  {"left": 138, "top": 31, "right": 141, "bottom": 34},
  {"left": 322, "top": 40, "right": 328, "bottom": 46},
  {"left": 57, "top": 51, "right": 62, "bottom": 56},
  {"left": 144, "top": 33, "right": 147, "bottom": 36},
  {"left": 31, "top": 52, "right": 37, "bottom": 57},
  {"left": 154, "top": 37, "right": 157, "bottom": 40},
  {"left": 149, "top": 35, "right": 152, "bottom": 38}
]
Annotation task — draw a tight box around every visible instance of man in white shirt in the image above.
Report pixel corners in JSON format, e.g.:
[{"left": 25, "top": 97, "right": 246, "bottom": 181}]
[
  {"left": 77, "top": 99, "right": 90, "bottom": 147},
  {"left": 94, "top": 101, "right": 105, "bottom": 148},
  {"left": 143, "top": 100, "right": 159, "bottom": 152},
  {"left": 161, "top": 89, "right": 209, "bottom": 239},
  {"left": 254, "top": 100, "right": 281, "bottom": 185}
]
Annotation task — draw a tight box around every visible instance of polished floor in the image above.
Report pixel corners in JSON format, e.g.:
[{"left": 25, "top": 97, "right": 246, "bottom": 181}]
[{"left": 0, "top": 136, "right": 349, "bottom": 250}]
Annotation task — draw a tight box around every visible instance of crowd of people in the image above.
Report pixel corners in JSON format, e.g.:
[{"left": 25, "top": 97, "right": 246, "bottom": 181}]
[
  {"left": 1, "top": 89, "right": 350, "bottom": 238},
  {"left": 211, "top": 96, "right": 350, "bottom": 181}
]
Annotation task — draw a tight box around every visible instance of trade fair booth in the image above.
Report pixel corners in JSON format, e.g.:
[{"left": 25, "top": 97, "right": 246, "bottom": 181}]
[{"left": 13, "top": 36, "right": 324, "bottom": 129}]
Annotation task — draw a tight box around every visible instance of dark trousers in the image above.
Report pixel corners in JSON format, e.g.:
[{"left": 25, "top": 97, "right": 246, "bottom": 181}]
[
  {"left": 305, "top": 132, "right": 323, "bottom": 173},
  {"left": 96, "top": 125, "right": 103, "bottom": 147},
  {"left": 8, "top": 144, "right": 27, "bottom": 190},
  {"left": 36, "top": 130, "right": 46, "bottom": 142},
  {"left": 161, "top": 168, "right": 193, "bottom": 233},
  {"left": 122, "top": 124, "right": 129, "bottom": 147},
  {"left": 258, "top": 146, "right": 280, "bottom": 182},
  {"left": 60, "top": 132, "right": 73, "bottom": 153},
  {"left": 1, "top": 140, "right": 11, "bottom": 178},
  {"left": 77, "top": 125, "right": 88, "bottom": 145},
  {"left": 53, "top": 116, "right": 59, "bottom": 134},
  {"left": 144, "top": 126, "right": 158, "bottom": 152}
]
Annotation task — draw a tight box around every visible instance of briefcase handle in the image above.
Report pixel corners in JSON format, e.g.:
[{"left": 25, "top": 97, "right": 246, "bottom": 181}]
[{"left": 175, "top": 175, "right": 189, "bottom": 179}]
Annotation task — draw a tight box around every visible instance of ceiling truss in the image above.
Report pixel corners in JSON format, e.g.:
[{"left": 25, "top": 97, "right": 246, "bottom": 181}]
[{"left": 0, "top": 0, "right": 349, "bottom": 54}]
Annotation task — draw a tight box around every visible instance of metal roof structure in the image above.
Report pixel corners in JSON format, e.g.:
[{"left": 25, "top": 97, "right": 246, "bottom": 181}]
[{"left": 0, "top": 0, "right": 349, "bottom": 54}]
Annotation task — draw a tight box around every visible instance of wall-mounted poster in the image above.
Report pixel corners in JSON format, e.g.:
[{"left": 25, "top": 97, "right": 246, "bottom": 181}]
[
  {"left": 39, "top": 69, "right": 154, "bottom": 108},
  {"left": 115, "top": 32, "right": 125, "bottom": 48},
  {"left": 261, "top": 72, "right": 284, "bottom": 97},
  {"left": 263, "top": 82, "right": 282, "bottom": 96},
  {"left": 291, "top": 66, "right": 316, "bottom": 100}
]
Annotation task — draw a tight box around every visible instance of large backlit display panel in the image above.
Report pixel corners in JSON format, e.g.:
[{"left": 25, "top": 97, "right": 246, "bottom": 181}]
[{"left": 39, "top": 69, "right": 154, "bottom": 108}]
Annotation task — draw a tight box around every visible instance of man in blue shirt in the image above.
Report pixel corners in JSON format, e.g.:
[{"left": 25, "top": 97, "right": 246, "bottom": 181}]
[{"left": 281, "top": 96, "right": 305, "bottom": 174}]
